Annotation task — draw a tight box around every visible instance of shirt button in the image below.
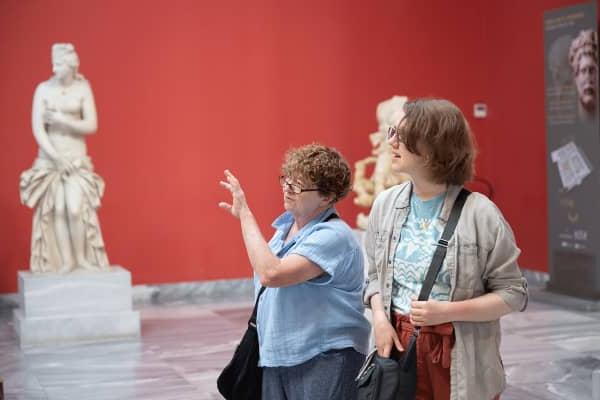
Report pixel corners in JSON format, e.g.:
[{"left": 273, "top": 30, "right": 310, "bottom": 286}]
[
  {"left": 388, "top": 260, "right": 391, "bottom": 265},
  {"left": 393, "top": 236, "right": 397, "bottom": 240},
  {"left": 386, "top": 283, "right": 390, "bottom": 288}
]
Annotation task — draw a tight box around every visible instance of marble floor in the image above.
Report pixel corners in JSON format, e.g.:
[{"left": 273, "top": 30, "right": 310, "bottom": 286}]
[{"left": 1, "top": 298, "right": 600, "bottom": 399}]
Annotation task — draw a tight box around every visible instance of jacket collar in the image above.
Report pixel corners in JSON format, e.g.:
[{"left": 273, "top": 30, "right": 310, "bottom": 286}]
[{"left": 393, "top": 181, "right": 463, "bottom": 222}]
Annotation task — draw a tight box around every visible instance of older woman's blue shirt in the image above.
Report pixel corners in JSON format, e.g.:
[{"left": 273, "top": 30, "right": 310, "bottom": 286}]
[{"left": 255, "top": 207, "right": 370, "bottom": 367}]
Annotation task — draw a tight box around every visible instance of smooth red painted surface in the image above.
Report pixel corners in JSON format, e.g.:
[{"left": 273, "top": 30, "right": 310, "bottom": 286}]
[{"left": 0, "top": 0, "right": 593, "bottom": 293}]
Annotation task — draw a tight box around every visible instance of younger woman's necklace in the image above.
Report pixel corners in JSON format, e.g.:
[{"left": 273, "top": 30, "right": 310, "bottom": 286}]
[
  {"left": 412, "top": 193, "right": 445, "bottom": 231},
  {"left": 418, "top": 217, "right": 433, "bottom": 231}
]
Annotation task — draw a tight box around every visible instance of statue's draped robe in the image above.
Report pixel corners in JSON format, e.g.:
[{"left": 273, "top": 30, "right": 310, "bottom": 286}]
[{"left": 20, "top": 156, "right": 109, "bottom": 273}]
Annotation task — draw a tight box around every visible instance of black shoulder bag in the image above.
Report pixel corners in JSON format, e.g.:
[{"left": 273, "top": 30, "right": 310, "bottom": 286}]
[
  {"left": 356, "top": 189, "right": 470, "bottom": 400},
  {"left": 217, "top": 212, "right": 339, "bottom": 400},
  {"left": 217, "top": 285, "right": 265, "bottom": 400}
]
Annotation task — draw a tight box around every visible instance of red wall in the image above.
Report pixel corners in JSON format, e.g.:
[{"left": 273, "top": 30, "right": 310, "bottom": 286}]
[{"left": 0, "top": 0, "right": 590, "bottom": 293}]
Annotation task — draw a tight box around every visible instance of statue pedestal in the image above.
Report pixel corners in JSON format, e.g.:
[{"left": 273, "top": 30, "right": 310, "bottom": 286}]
[{"left": 13, "top": 266, "right": 140, "bottom": 347}]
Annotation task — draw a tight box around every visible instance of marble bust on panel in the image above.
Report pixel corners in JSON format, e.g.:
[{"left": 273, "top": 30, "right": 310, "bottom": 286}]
[
  {"left": 19, "top": 43, "right": 109, "bottom": 274},
  {"left": 569, "top": 29, "right": 598, "bottom": 121}
]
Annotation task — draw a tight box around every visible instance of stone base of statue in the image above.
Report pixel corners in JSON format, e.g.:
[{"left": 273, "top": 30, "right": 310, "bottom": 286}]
[{"left": 13, "top": 266, "right": 140, "bottom": 347}]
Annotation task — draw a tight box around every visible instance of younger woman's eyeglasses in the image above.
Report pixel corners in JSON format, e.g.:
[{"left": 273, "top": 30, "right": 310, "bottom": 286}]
[{"left": 387, "top": 125, "right": 404, "bottom": 142}]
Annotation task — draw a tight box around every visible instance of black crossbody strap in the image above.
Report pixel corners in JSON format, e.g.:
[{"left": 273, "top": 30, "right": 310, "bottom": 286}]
[
  {"left": 248, "top": 286, "right": 266, "bottom": 327},
  {"left": 324, "top": 213, "right": 339, "bottom": 222},
  {"left": 249, "top": 212, "right": 339, "bottom": 327},
  {"left": 418, "top": 188, "right": 470, "bottom": 301},
  {"left": 399, "top": 188, "right": 471, "bottom": 372}
]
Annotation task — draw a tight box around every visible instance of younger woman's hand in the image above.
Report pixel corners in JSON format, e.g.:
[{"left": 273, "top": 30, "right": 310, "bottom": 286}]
[
  {"left": 410, "top": 298, "right": 451, "bottom": 326},
  {"left": 372, "top": 313, "right": 403, "bottom": 358}
]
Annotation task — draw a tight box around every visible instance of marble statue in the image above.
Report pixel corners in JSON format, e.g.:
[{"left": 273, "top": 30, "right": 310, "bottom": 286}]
[
  {"left": 353, "top": 96, "right": 410, "bottom": 229},
  {"left": 19, "top": 43, "right": 109, "bottom": 274}
]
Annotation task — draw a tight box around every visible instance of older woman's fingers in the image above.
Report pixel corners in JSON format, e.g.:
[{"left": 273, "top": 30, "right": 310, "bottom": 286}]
[
  {"left": 224, "top": 174, "right": 236, "bottom": 185},
  {"left": 224, "top": 170, "right": 240, "bottom": 185},
  {"left": 228, "top": 178, "right": 240, "bottom": 188},
  {"left": 224, "top": 169, "right": 235, "bottom": 179},
  {"left": 219, "top": 181, "right": 232, "bottom": 190},
  {"left": 218, "top": 202, "right": 232, "bottom": 211}
]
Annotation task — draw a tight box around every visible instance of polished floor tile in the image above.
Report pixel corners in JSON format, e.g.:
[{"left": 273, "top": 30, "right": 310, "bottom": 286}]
[{"left": 1, "top": 298, "right": 599, "bottom": 399}]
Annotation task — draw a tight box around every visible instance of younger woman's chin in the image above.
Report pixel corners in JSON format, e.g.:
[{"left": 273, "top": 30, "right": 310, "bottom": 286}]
[{"left": 390, "top": 165, "right": 405, "bottom": 174}]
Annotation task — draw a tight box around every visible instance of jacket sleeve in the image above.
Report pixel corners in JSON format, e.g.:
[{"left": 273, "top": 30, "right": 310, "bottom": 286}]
[
  {"left": 483, "top": 212, "right": 528, "bottom": 312},
  {"left": 363, "top": 197, "right": 381, "bottom": 308}
]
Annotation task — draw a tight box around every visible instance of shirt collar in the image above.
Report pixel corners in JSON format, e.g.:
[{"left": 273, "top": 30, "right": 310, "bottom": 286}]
[{"left": 271, "top": 206, "right": 337, "bottom": 232}]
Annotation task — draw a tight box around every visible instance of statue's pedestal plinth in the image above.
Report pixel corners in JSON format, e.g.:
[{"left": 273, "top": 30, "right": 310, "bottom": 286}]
[{"left": 14, "top": 266, "right": 140, "bottom": 347}]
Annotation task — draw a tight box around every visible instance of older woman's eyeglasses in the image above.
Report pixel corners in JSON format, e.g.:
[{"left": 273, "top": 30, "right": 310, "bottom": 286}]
[
  {"left": 279, "top": 176, "right": 319, "bottom": 194},
  {"left": 387, "top": 125, "right": 404, "bottom": 142}
]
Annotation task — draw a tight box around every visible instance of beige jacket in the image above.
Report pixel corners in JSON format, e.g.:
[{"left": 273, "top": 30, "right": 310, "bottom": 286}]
[{"left": 364, "top": 182, "right": 528, "bottom": 400}]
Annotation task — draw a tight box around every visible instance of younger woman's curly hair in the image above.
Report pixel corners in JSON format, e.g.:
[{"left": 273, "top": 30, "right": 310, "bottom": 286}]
[{"left": 281, "top": 143, "right": 352, "bottom": 203}]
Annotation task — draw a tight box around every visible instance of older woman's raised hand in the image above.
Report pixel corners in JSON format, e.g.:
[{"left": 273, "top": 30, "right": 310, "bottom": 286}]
[{"left": 219, "top": 170, "right": 250, "bottom": 218}]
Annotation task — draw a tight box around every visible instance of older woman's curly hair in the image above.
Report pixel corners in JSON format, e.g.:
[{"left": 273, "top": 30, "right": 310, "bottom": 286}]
[{"left": 281, "top": 143, "right": 351, "bottom": 203}]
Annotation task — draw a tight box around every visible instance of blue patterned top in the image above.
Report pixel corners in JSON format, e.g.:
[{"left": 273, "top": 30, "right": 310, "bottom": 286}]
[{"left": 391, "top": 191, "right": 451, "bottom": 315}]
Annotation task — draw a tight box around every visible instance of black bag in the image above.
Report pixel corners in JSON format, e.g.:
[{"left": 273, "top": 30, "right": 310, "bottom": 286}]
[
  {"left": 217, "top": 286, "right": 265, "bottom": 400},
  {"left": 356, "top": 189, "right": 470, "bottom": 400},
  {"left": 356, "top": 333, "right": 418, "bottom": 400}
]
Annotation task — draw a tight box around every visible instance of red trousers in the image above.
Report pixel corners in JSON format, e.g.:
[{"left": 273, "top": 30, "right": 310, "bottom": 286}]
[{"left": 391, "top": 313, "right": 500, "bottom": 400}]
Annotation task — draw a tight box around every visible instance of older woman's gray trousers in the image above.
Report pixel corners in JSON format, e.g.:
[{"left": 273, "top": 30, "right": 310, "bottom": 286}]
[{"left": 261, "top": 347, "right": 364, "bottom": 400}]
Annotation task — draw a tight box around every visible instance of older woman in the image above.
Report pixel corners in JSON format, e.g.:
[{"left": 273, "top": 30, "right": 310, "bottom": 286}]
[
  {"left": 219, "top": 143, "right": 370, "bottom": 400},
  {"left": 20, "top": 43, "right": 108, "bottom": 274},
  {"left": 364, "top": 99, "right": 528, "bottom": 400}
]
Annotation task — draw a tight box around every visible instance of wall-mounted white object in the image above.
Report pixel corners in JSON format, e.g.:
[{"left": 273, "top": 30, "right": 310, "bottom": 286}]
[{"left": 473, "top": 103, "right": 487, "bottom": 118}]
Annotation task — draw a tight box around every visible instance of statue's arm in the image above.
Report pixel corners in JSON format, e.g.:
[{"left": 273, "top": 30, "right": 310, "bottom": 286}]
[
  {"left": 64, "top": 81, "right": 98, "bottom": 135},
  {"left": 31, "top": 84, "right": 60, "bottom": 160}
]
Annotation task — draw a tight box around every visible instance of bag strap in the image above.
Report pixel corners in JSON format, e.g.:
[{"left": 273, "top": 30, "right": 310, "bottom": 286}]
[
  {"left": 399, "top": 188, "right": 470, "bottom": 371},
  {"left": 418, "top": 188, "right": 471, "bottom": 301},
  {"left": 249, "top": 211, "right": 339, "bottom": 327},
  {"left": 248, "top": 286, "right": 266, "bottom": 327},
  {"left": 324, "top": 212, "right": 339, "bottom": 222}
]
